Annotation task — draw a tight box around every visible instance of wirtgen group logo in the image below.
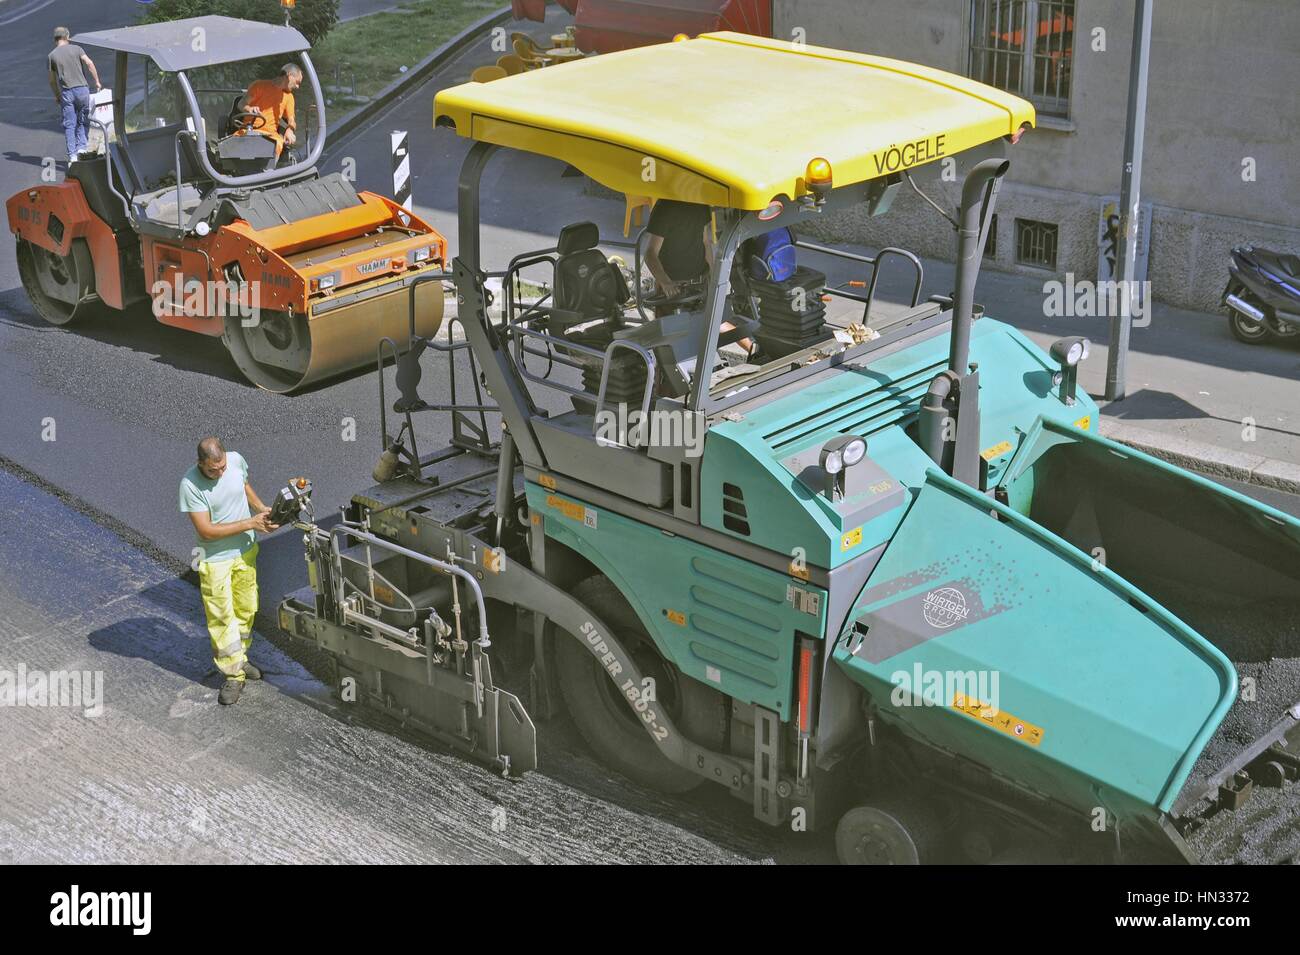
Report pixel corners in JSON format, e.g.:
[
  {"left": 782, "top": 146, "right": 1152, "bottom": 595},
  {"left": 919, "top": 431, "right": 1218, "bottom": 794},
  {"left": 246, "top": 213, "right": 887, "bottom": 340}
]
[
  {"left": 921, "top": 587, "right": 969, "bottom": 629},
  {"left": 50, "top": 886, "right": 151, "bottom": 935}
]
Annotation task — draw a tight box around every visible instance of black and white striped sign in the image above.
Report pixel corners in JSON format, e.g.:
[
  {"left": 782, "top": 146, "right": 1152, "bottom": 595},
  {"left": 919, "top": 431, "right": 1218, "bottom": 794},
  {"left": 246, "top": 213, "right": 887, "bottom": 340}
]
[{"left": 391, "top": 130, "right": 411, "bottom": 211}]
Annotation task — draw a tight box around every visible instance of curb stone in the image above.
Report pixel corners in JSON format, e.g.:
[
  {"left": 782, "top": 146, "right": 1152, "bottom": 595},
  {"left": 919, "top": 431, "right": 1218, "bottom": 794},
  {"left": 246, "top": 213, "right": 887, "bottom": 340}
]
[{"left": 1100, "top": 419, "right": 1300, "bottom": 497}]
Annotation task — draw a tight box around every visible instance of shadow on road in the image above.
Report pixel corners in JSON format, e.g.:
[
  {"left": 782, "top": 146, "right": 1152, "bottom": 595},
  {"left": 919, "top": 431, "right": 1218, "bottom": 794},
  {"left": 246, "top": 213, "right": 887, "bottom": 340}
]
[
  {"left": 1106, "top": 388, "right": 1300, "bottom": 441},
  {"left": 3, "top": 150, "right": 53, "bottom": 169},
  {"left": 0, "top": 283, "right": 241, "bottom": 383}
]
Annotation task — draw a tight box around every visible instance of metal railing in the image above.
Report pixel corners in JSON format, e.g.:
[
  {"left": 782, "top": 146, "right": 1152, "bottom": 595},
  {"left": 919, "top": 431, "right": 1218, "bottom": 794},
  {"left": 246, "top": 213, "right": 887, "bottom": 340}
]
[
  {"left": 329, "top": 523, "right": 490, "bottom": 647},
  {"left": 499, "top": 238, "right": 656, "bottom": 423},
  {"left": 793, "top": 240, "right": 925, "bottom": 322}
]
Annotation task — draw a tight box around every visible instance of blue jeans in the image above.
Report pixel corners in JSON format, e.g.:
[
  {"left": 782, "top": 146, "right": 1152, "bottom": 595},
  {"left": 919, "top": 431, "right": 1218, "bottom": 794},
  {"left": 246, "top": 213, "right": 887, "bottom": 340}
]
[{"left": 60, "top": 86, "right": 91, "bottom": 160}]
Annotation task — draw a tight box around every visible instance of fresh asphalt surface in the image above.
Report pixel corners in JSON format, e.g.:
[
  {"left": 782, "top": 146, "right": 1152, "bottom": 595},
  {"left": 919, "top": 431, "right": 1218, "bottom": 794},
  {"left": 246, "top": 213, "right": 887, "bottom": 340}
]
[{"left": 0, "top": 0, "right": 1297, "bottom": 863}]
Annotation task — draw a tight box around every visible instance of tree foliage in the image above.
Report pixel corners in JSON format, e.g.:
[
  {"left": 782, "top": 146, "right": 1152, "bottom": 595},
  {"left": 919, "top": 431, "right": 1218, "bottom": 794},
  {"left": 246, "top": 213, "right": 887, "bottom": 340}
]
[{"left": 137, "top": 0, "right": 340, "bottom": 49}]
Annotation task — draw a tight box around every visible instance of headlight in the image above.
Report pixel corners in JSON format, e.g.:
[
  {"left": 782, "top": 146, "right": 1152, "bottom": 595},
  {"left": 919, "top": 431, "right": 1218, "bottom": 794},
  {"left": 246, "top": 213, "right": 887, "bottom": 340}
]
[
  {"left": 1050, "top": 336, "right": 1090, "bottom": 367},
  {"left": 412, "top": 246, "right": 431, "bottom": 263},
  {"left": 312, "top": 272, "right": 340, "bottom": 292},
  {"left": 820, "top": 435, "right": 869, "bottom": 501},
  {"left": 821, "top": 434, "right": 867, "bottom": 482},
  {"left": 1048, "top": 337, "right": 1089, "bottom": 405}
]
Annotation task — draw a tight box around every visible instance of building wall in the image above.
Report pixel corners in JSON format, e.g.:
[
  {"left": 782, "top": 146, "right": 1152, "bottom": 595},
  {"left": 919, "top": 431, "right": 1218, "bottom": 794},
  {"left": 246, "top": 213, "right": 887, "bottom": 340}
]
[{"left": 773, "top": 0, "right": 1300, "bottom": 312}]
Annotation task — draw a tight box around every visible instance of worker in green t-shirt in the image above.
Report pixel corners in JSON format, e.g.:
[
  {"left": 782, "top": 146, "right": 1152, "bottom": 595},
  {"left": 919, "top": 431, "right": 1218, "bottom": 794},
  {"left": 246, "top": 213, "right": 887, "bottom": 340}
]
[{"left": 178, "top": 437, "right": 278, "bottom": 705}]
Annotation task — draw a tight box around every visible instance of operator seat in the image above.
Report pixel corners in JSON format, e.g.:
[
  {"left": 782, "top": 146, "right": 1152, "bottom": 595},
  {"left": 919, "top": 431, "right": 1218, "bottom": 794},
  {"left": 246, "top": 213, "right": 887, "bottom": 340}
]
[{"left": 549, "top": 221, "right": 630, "bottom": 336}]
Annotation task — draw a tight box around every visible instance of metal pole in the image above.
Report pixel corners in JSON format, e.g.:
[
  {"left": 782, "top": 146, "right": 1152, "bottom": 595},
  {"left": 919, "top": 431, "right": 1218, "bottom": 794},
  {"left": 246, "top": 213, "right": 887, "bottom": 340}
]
[{"left": 1105, "top": 0, "right": 1153, "bottom": 401}]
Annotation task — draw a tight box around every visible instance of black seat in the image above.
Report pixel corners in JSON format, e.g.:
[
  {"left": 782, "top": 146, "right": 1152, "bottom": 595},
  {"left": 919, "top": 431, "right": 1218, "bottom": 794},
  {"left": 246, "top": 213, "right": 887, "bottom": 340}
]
[
  {"left": 66, "top": 157, "right": 131, "bottom": 232},
  {"left": 1256, "top": 248, "right": 1300, "bottom": 279},
  {"left": 550, "top": 221, "right": 629, "bottom": 332}
]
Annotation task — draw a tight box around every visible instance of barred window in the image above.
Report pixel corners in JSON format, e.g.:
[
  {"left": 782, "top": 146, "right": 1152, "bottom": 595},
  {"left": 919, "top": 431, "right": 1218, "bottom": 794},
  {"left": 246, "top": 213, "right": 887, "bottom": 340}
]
[
  {"left": 970, "top": 0, "right": 1074, "bottom": 118},
  {"left": 1015, "top": 218, "right": 1058, "bottom": 269}
]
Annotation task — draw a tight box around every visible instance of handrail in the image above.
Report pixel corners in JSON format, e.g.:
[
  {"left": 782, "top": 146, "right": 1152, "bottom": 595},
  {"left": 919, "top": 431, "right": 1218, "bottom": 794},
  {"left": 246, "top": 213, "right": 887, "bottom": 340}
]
[
  {"left": 375, "top": 335, "right": 400, "bottom": 452},
  {"left": 172, "top": 131, "right": 186, "bottom": 229},
  {"left": 593, "top": 339, "right": 656, "bottom": 436},
  {"left": 89, "top": 120, "right": 134, "bottom": 222},
  {"left": 794, "top": 239, "right": 924, "bottom": 323},
  {"left": 499, "top": 233, "right": 654, "bottom": 417}
]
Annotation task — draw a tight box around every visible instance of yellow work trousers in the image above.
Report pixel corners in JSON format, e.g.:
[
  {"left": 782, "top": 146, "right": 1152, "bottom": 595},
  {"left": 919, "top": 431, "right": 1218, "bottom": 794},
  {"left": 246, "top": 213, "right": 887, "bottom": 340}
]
[{"left": 198, "top": 544, "right": 259, "bottom": 682}]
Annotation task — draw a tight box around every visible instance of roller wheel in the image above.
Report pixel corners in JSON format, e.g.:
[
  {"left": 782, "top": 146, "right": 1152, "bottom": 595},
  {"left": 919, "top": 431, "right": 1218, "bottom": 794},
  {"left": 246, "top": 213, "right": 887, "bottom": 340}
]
[
  {"left": 16, "top": 237, "right": 97, "bottom": 326},
  {"left": 1228, "top": 308, "right": 1272, "bottom": 344},
  {"left": 555, "top": 575, "right": 728, "bottom": 793},
  {"left": 1258, "top": 760, "right": 1288, "bottom": 788},
  {"left": 835, "top": 798, "right": 942, "bottom": 865},
  {"left": 223, "top": 311, "right": 313, "bottom": 392}
]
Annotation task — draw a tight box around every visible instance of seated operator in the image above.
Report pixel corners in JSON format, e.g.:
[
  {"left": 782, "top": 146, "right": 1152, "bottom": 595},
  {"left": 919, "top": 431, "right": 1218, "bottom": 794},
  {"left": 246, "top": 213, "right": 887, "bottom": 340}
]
[
  {"left": 236, "top": 63, "right": 301, "bottom": 162},
  {"left": 644, "top": 199, "right": 752, "bottom": 353}
]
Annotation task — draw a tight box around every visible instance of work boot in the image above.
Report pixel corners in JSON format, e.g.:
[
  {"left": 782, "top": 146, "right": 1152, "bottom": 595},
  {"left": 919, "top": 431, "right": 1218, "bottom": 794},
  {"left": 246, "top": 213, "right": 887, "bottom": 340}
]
[
  {"left": 241, "top": 661, "right": 262, "bottom": 681},
  {"left": 218, "top": 678, "right": 244, "bottom": 705}
]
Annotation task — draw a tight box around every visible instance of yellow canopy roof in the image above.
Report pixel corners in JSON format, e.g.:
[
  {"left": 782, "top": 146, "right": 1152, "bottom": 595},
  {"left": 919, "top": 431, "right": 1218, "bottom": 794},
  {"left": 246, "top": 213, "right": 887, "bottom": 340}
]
[{"left": 434, "top": 32, "right": 1034, "bottom": 210}]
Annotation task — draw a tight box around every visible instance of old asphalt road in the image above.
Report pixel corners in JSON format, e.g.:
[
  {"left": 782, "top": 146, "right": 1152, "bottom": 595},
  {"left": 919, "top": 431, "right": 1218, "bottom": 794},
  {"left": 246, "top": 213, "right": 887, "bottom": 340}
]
[{"left": 0, "top": 2, "right": 1297, "bottom": 863}]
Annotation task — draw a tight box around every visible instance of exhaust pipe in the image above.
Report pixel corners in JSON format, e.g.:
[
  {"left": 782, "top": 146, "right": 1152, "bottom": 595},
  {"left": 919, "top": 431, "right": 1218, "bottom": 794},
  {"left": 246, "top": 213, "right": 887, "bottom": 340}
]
[
  {"left": 1226, "top": 293, "right": 1266, "bottom": 323},
  {"left": 949, "top": 158, "right": 1009, "bottom": 375},
  {"left": 920, "top": 158, "right": 1009, "bottom": 487}
]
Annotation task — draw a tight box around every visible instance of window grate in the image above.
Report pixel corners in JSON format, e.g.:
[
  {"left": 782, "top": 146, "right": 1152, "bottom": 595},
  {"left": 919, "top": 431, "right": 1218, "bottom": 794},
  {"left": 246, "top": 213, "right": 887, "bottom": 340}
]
[
  {"left": 1014, "top": 218, "right": 1058, "bottom": 269},
  {"left": 970, "top": 0, "right": 1074, "bottom": 119},
  {"left": 984, "top": 213, "right": 998, "bottom": 259}
]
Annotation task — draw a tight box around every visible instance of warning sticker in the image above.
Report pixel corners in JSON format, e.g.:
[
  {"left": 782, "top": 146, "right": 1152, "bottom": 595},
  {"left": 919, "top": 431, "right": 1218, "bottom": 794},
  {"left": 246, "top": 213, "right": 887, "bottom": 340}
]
[
  {"left": 539, "top": 473, "right": 557, "bottom": 490},
  {"left": 546, "top": 494, "right": 588, "bottom": 525},
  {"left": 786, "top": 585, "right": 821, "bottom": 616},
  {"left": 1074, "top": 415, "right": 1091, "bottom": 431},
  {"left": 952, "top": 693, "right": 1045, "bottom": 747},
  {"left": 665, "top": 609, "right": 686, "bottom": 626},
  {"left": 841, "top": 527, "right": 863, "bottom": 551},
  {"left": 980, "top": 440, "right": 1013, "bottom": 461}
]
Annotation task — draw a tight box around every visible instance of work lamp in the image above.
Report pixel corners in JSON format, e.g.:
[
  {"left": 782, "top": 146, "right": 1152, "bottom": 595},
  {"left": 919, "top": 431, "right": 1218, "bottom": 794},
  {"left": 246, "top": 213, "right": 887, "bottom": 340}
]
[
  {"left": 1049, "top": 336, "right": 1090, "bottom": 405},
  {"left": 820, "top": 435, "right": 867, "bottom": 499}
]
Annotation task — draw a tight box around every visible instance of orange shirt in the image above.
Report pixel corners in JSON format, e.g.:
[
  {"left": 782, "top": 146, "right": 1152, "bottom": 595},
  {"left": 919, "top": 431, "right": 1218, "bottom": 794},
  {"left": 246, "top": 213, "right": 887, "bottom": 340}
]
[{"left": 241, "top": 79, "right": 295, "bottom": 155}]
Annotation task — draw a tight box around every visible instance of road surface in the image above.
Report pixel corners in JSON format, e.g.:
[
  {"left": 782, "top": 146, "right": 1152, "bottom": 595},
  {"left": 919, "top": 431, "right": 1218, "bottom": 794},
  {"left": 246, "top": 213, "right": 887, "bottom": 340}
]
[{"left": 0, "top": 0, "right": 1296, "bottom": 865}]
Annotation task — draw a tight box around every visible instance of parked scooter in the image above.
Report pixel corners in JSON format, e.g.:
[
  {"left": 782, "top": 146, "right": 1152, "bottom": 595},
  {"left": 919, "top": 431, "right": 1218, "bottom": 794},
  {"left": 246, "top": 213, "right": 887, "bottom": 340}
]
[{"left": 1222, "top": 245, "right": 1300, "bottom": 344}]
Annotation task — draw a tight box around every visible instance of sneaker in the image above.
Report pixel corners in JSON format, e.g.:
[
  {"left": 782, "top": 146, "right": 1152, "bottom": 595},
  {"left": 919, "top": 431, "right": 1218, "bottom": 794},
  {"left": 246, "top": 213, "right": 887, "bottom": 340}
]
[
  {"left": 241, "top": 661, "right": 262, "bottom": 681},
  {"left": 218, "top": 678, "right": 244, "bottom": 705}
]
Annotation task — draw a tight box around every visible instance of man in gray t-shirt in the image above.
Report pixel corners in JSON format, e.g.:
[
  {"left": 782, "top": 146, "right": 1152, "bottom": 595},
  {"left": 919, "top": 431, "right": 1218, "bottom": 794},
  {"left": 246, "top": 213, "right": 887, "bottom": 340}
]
[{"left": 48, "top": 26, "right": 100, "bottom": 162}]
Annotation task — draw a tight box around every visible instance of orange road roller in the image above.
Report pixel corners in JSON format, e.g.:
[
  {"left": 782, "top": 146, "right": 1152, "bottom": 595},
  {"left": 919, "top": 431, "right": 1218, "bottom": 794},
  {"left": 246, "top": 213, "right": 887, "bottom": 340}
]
[{"left": 7, "top": 15, "right": 444, "bottom": 393}]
